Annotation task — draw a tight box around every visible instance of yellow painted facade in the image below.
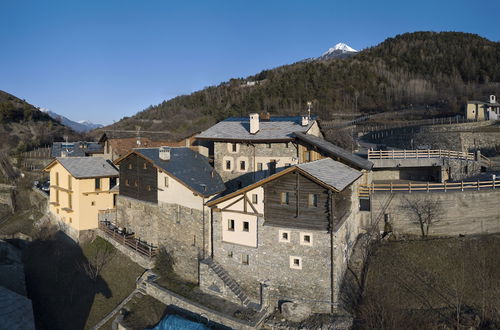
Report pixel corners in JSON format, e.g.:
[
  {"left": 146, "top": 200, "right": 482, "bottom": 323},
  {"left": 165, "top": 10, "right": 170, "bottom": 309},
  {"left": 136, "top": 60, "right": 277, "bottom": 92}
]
[{"left": 47, "top": 162, "right": 118, "bottom": 231}]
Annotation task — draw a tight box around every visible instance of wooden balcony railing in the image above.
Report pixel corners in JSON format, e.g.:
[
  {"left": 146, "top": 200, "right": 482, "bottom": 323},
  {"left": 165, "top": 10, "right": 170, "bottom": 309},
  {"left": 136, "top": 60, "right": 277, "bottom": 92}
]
[
  {"left": 368, "top": 149, "right": 476, "bottom": 161},
  {"left": 98, "top": 221, "right": 158, "bottom": 258}
]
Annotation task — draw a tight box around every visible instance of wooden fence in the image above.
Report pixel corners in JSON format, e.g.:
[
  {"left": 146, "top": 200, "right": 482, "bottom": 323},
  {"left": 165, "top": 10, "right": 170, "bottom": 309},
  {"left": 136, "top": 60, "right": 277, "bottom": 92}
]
[
  {"left": 359, "top": 179, "right": 500, "bottom": 197},
  {"left": 368, "top": 149, "right": 476, "bottom": 161},
  {"left": 98, "top": 221, "right": 157, "bottom": 258}
]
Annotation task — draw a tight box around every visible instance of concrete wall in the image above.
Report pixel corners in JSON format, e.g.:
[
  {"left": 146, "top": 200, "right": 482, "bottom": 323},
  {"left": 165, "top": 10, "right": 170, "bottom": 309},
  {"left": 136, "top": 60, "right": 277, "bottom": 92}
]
[
  {"left": 371, "top": 190, "right": 500, "bottom": 236},
  {"left": 116, "top": 195, "right": 209, "bottom": 283}
]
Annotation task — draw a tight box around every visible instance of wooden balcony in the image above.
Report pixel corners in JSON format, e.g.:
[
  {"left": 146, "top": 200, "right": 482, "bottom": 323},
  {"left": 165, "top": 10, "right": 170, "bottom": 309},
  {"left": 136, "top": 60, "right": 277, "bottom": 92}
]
[{"left": 98, "top": 221, "right": 158, "bottom": 258}]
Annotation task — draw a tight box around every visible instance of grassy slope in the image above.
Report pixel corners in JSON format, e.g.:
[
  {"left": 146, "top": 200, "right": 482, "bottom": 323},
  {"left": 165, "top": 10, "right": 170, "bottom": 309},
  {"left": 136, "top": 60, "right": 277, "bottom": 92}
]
[{"left": 360, "top": 235, "right": 500, "bottom": 329}]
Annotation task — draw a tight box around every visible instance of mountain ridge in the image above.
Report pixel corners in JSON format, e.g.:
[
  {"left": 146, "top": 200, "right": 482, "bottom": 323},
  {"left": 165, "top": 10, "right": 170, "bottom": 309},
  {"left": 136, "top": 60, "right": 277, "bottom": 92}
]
[{"left": 41, "top": 109, "right": 103, "bottom": 132}]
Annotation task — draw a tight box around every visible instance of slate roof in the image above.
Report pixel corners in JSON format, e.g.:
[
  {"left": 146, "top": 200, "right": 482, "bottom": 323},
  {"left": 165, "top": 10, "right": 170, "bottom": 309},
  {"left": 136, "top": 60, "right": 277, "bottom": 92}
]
[
  {"left": 0, "top": 287, "right": 35, "bottom": 330},
  {"left": 55, "top": 157, "right": 119, "bottom": 179},
  {"left": 294, "top": 132, "right": 373, "bottom": 170},
  {"left": 196, "top": 116, "right": 316, "bottom": 141},
  {"left": 297, "top": 158, "right": 362, "bottom": 191},
  {"left": 51, "top": 141, "right": 103, "bottom": 157},
  {"left": 133, "top": 148, "right": 225, "bottom": 197}
]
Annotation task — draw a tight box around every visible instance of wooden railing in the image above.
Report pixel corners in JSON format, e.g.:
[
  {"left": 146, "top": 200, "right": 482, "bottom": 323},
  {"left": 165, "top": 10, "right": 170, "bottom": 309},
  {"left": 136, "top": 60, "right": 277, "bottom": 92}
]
[
  {"left": 98, "top": 221, "right": 158, "bottom": 258},
  {"left": 368, "top": 149, "right": 475, "bottom": 161},
  {"left": 359, "top": 179, "right": 500, "bottom": 195}
]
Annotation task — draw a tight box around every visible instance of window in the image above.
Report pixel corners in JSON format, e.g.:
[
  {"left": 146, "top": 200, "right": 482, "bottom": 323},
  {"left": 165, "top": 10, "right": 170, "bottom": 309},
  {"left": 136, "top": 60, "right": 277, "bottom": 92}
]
[
  {"left": 147, "top": 185, "right": 152, "bottom": 191},
  {"left": 143, "top": 162, "right": 147, "bottom": 169},
  {"left": 134, "top": 180, "right": 138, "bottom": 187},
  {"left": 56, "top": 190, "right": 59, "bottom": 203},
  {"left": 359, "top": 198, "right": 370, "bottom": 211},
  {"left": 305, "top": 151, "right": 311, "bottom": 162},
  {"left": 240, "top": 160, "right": 246, "bottom": 171},
  {"left": 68, "top": 175, "right": 72, "bottom": 190},
  {"left": 242, "top": 254, "right": 249, "bottom": 265},
  {"left": 252, "top": 194, "right": 258, "bottom": 204},
  {"left": 290, "top": 256, "right": 302, "bottom": 269},
  {"left": 243, "top": 221, "right": 249, "bottom": 232},
  {"left": 280, "top": 192, "right": 290, "bottom": 205},
  {"left": 308, "top": 194, "right": 319, "bottom": 207},
  {"left": 68, "top": 193, "right": 72, "bottom": 209},
  {"left": 128, "top": 163, "right": 133, "bottom": 169},
  {"left": 69, "top": 217, "right": 72, "bottom": 223},
  {"left": 267, "top": 143, "right": 272, "bottom": 148},
  {"left": 231, "top": 143, "right": 237, "bottom": 152},
  {"left": 257, "top": 163, "right": 263, "bottom": 171},
  {"left": 227, "top": 251, "right": 233, "bottom": 258},
  {"left": 228, "top": 219, "right": 235, "bottom": 231},
  {"left": 164, "top": 176, "right": 169, "bottom": 187},
  {"left": 279, "top": 230, "right": 290, "bottom": 243},
  {"left": 225, "top": 160, "right": 232, "bottom": 170},
  {"left": 110, "top": 177, "right": 117, "bottom": 189},
  {"left": 91, "top": 201, "right": 95, "bottom": 206},
  {"left": 95, "top": 178, "right": 101, "bottom": 190},
  {"left": 300, "top": 233, "right": 313, "bottom": 246},
  {"left": 55, "top": 172, "right": 59, "bottom": 186},
  {"left": 125, "top": 179, "right": 130, "bottom": 186}
]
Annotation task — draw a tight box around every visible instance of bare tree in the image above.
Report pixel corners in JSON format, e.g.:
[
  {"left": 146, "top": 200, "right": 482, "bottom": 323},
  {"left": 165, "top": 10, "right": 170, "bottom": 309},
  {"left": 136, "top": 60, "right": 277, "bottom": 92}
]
[
  {"left": 77, "top": 243, "right": 116, "bottom": 281},
  {"left": 401, "top": 195, "right": 443, "bottom": 238}
]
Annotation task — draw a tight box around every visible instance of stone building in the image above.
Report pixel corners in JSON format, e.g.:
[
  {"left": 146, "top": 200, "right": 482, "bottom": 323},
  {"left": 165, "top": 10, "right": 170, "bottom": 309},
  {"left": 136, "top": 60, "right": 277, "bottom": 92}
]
[
  {"left": 195, "top": 114, "right": 323, "bottom": 191},
  {"left": 201, "top": 158, "right": 367, "bottom": 313},
  {"left": 113, "top": 147, "right": 225, "bottom": 282},
  {"left": 466, "top": 95, "right": 500, "bottom": 121},
  {"left": 43, "top": 157, "right": 119, "bottom": 240}
]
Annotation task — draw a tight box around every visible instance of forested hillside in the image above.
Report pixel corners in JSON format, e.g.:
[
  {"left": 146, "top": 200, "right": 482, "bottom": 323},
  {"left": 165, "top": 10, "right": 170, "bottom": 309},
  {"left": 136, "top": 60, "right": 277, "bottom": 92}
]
[
  {"left": 0, "top": 91, "right": 75, "bottom": 153},
  {"left": 106, "top": 32, "right": 500, "bottom": 139}
]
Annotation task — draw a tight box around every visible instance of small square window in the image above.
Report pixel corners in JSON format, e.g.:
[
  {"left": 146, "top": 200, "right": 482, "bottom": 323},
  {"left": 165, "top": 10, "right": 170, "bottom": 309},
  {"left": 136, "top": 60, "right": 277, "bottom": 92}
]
[
  {"left": 228, "top": 219, "right": 235, "bottom": 231},
  {"left": 225, "top": 160, "right": 231, "bottom": 170},
  {"left": 267, "top": 143, "right": 272, "bottom": 148},
  {"left": 251, "top": 194, "right": 258, "bottom": 204},
  {"left": 279, "top": 230, "right": 290, "bottom": 243},
  {"left": 240, "top": 161, "right": 246, "bottom": 171},
  {"left": 290, "top": 256, "right": 302, "bottom": 269},
  {"left": 300, "top": 232, "right": 313, "bottom": 246},
  {"left": 242, "top": 254, "right": 249, "bottom": 265},
  {"left": 280, "top": 192, "right": 290, "bottom": 205},
  {"left": 164, "top": 177, "right": 169, "bottom": 187},
  {"left": 243, "top": 221, "right": 249, "bottom": 232},
  {"left": 308, "top": 194, "right": 319, "bottom": 207},
  {"left": 91, "top": 201, "right": 95, "bottom": 206},
  {"left": 232, "top": 143, "right": 237, "bottom": 152},
  {"left": 228, "top": 251, "right": 233, "bottom": 258}
]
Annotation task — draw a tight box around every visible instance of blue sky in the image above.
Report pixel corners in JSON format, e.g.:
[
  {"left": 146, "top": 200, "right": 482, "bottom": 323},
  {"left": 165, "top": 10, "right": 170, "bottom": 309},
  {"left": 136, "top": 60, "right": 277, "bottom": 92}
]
[{"left": 1, "top": 0, "right": 499, "bottom": 125}]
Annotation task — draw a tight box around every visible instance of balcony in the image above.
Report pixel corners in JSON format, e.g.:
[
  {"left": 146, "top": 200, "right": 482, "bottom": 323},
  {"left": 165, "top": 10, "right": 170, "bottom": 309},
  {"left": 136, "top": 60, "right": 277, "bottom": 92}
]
[{"left": 98, "top": 221, "right": 158, "bottom": 258}]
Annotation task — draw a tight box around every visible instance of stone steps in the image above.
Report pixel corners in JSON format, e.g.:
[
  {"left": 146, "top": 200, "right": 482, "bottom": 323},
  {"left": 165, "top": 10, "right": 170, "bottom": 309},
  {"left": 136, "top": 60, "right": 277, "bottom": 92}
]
[{"left": 204, "top": 258, "right": 254, "bottom": 308}]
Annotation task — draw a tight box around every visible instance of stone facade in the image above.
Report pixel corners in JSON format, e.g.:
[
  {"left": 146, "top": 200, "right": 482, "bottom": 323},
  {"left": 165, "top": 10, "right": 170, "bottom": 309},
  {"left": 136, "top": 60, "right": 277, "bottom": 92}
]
[
  {"left": 214, "top": 141, "right": 299, "bottom": 190},
  {"left": 116, "top": 195, "right": 210, "bottom": 283}
]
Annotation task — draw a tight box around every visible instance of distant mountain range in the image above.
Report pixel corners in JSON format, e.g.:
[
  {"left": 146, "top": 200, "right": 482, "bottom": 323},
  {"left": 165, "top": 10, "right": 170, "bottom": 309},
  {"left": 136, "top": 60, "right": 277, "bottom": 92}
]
[
  {"left": 41, "top": 109, "right": 103, "bottom": 132},
  {"left": 318, "top": 42, "right": 358, "bottom": 60}
]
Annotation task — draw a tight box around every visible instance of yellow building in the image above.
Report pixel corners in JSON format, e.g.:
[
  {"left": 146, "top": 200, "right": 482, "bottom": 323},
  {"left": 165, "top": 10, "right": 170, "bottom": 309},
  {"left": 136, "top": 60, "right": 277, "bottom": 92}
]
[
  {"left": 466, "top": 95, "right": 500, "bottom": 121},
  {"left": 43, "top": 157, "right": 119, "bottom": 238}
]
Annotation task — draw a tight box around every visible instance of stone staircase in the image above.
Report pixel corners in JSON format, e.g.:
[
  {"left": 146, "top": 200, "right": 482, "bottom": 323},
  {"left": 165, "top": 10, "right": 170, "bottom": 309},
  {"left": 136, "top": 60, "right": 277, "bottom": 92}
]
[{"left": 203, "top": 257, "right": 256, "bottom": 308}]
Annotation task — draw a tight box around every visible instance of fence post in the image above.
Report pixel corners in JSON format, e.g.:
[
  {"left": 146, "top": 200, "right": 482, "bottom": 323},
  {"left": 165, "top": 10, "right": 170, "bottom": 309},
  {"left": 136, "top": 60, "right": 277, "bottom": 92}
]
[
  {"left": 444, "top": 181, "right": 447, "bottom": 192},
  {"left": 409, "top": 182, "right": 411, "bottom": 193},
  {"left": 404, "top": 149, "right": 406, "bottom": 159},
  {"left": 477, "top": 180, "right": 480, "bottom": 191},
  {"left": 427, "top": 182, "right": 429, "bottom": 192},
  {"left": 461, "top": 181, "right": 464, "bottom": 191},
  {"left": 427, "top": 149, "right": 430, "bottom": 158},
  {"left": 390, "top": 182, "right": 393, "bottom": 193}
]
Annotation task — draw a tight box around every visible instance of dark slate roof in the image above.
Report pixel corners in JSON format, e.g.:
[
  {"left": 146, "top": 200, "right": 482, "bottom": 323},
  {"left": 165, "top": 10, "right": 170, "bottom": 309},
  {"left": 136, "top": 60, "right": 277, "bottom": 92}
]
[
  {"left": 196, "top": 116, "right": 317, "bottom": 141},
  {"left": 297, "top": 158, "right": 362, "bottom": 191},
  {"left": 51, "top": 141, "right": 103, "bottom": 157},
  {"left": 134, "top": 148, "right": 225, "bottom": 197},
  {"left": 294, "top": 132, "right": 373, "bottom": 170},
  {"left": 0, "top": 286, "right": 35, "bottom": 330},
  {"left": 56, "top": 157, "right": 119, "bottom": 179}
]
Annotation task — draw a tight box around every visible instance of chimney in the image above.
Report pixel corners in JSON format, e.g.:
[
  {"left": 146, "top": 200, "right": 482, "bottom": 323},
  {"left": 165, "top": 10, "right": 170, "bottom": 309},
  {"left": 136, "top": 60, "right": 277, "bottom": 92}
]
[
  {"left": 301, "top": 115, "right": 309, "bottom": 126},
  {"left": 490, "top": 95, "right": 496, "bottom": 104},
  {"left": 159, "top": 146, "right": 171, "bottom": 161},
  {"left": 249, "top": 113, "right": 260, "bottom": 134}
]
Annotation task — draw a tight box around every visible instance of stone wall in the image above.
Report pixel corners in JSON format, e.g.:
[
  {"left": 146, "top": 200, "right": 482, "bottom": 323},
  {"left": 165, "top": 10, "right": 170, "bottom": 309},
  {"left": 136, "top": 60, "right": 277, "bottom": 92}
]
[
  {"left": 116, "top": 195, "right": 209, "bottom": 283},
  {"left": 214, "top": 141, "right": 298, "bottom": 190},
  {"left": 371, "top": 189, "right": 500, "bottom": 236},
  {"left": 0, "top": 185, "right": 14, "bottom": 212}
]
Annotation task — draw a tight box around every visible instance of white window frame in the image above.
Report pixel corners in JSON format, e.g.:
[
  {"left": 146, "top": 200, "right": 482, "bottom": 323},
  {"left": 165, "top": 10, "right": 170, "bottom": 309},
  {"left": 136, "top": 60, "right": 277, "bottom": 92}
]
[
  {"left": 227, "top": 142, "right": 239, "bottom": 153},
  {"left": 290, "top": 256, "right": 302, "bottom": 270},
  {"left": 300, "top": 232, "right": 313, "bottom": 246},
  {"left": 279, "top": 230, "right": 291, "bottom": 243}
]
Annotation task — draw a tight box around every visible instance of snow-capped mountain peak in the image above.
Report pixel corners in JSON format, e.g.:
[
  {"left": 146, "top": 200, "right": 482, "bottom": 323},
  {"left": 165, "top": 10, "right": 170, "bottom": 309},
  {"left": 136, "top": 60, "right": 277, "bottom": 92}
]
[
  {"left": 321, "top": 43, "right": 357, "bottom": 57},
  {"left": 39, "top": 108, "right": 103, "bottom": 132}
]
